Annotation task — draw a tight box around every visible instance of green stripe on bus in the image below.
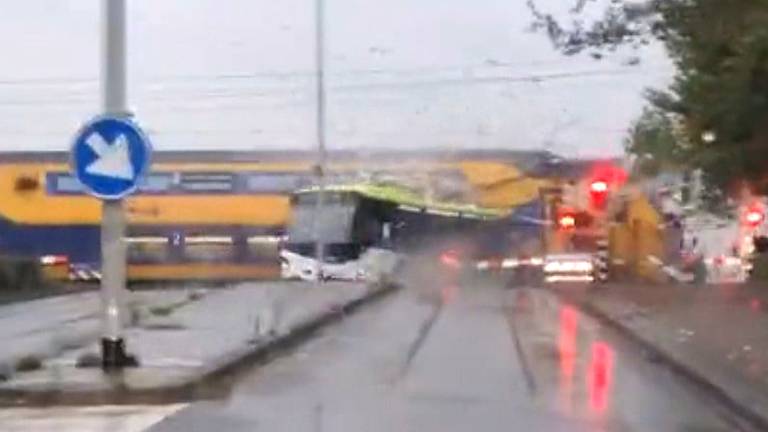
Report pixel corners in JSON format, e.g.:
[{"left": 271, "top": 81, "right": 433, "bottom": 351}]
[{"left": 295, "top": 183, "right": 506, "bottom": 219}]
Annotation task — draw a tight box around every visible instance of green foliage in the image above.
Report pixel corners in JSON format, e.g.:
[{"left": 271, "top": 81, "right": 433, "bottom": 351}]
[
  {"left": 529, "top": 0, "right": 768, "bottom": 200},
  {"left": 625, "top": 107, "right": 686, "bottom": 176},
  {"left": 650, "top": 0, "right": 768, "bottom": 196}
]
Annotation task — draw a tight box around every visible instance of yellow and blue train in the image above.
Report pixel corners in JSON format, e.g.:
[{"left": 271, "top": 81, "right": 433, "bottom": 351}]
[
  {"left": 0, "top": 151, "right": 314, "bottom": 281},
  {"left": 0, "top": 150, "right": 555, "bottom": 281}
]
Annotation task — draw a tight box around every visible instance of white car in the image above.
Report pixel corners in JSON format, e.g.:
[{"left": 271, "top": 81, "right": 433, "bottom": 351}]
[{"left": 704, "top": 255, "right": 748, "bottom": 284}]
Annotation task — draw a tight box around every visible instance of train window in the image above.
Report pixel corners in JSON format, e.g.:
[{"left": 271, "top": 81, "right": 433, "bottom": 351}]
[
  {"left": 126, "top": 237, "right": 169, "bottom": 263},
  {"left": 138, "top": 173, "right": 174, "bottom": 193},
  {"left": 324, "top": 172, "right": 358, "bottom": 184},
  {"left": 48, "top": 172, "right": 175, "bottom": 195},
  {"left": 48, "top": 173, "right": 84, "bottom": 194},
  {"left": 246, "top": 174, "right": 305, "bottom": 193},
  {"left": 184, "top": 235, "right": 234, "bottom": 262},
  {"left": 179, "top": 172, "right": 234, "bottom": 192},
  {"left": 298, "top": 172, "right": 357, "bottom": 188},
  {"left": 247, "top": 235, "right": 282, "bottom": 261},
  {"left": 295, "top": 193, "right": 316, "bottom": 205},
  {"left": 295, "top": 192, "right": 353, "bottom": 206}
]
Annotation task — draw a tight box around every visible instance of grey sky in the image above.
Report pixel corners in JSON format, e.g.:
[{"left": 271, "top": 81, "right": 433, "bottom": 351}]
[{"left": 0, "top": 0, "right": 673, "bottom": 157}]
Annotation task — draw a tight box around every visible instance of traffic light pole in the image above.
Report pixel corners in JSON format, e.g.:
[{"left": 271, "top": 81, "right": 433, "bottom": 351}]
[
  {"left": 594, "top": 212, "right": 610, "bottom": 282},
  {"left": 100, "top": 0, "right": 133, "bottom": 369},
  {"left": 312, "top": 0, "right": 327, "bottom": 284}
]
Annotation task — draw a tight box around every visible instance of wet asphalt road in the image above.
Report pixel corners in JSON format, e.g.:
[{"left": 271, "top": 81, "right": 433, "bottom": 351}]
[{"left": 148, "top": 278, "right": 739, "bottom": 432}]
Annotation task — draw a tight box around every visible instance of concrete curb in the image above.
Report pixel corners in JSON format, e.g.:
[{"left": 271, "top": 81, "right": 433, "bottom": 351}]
[
  {"left": 566, "top": 293, "right": 768, "bottom": 432},
  {"left": 0, "top": 282, "right": 400, "bottom": 407}
]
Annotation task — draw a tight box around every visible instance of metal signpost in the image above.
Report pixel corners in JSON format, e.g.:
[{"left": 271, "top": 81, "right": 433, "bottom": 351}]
[
  {"left": 71, "top": 0, "right": 151, "bottom": 369},
  {"left": 313, "top": 0, "right": 328, "bottom": 284}
]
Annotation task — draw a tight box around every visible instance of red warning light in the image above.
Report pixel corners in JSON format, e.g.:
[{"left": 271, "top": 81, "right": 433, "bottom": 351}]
[
  {"left": 745, "top": 210, "right": 764, "bottom": 228},
  {"left": 743, "top": 203, "right": 765, "bottom": 229},
  {"left": 588, "top": 179, "right": 610, "bottom": 210},
  {"left": 558, "top": 214, "right": 576, "bottom": 230},
  {"left": 590, "top": 180, "right": 609, "bottom": 194},
  {"left": 589, "top": 163, "right": 628, "bottom": 188},
  {"left": 586, "top": 163, "right": 627, "bottom": 212}
]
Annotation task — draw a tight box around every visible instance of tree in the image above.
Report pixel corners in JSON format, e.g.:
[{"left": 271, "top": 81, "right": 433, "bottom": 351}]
[
  {"left": 526, "top": 0, "right": 663, "bottom": 57},
  {"left": 625, "top": 107, "right": 686, "bottom": 177},
  {"left": 529, "top": 0, "right": 768, "bottom": 201},
  {"left": 656, "top": 0, "right": 768, "bottom": 196}
]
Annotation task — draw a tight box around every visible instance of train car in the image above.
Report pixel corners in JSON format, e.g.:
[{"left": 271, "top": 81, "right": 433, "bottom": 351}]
[{"left": 0, "top": 151, "right": 318, "bottom": 281}]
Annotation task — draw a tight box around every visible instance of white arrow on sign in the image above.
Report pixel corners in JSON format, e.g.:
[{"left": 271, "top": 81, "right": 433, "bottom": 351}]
[{"left": 84, "top": 132, "right": 134, "bottom": 181}]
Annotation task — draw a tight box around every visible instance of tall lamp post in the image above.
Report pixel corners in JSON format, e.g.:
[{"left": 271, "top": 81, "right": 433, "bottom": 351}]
[{"left": 312, "top": 0, "right": 328, "bottom": 284}]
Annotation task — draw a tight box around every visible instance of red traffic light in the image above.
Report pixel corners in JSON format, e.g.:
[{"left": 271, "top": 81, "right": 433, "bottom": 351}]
[
  {"left": 746, "top": 211, "right": 763, "bottom": 225},
  {"left": 588, "top": 163, "right": 627, "bottom": 188},
  {"left": 590, "top": 180, "right": 609, "bottom": 194},
  {"left": 588, "top": 180, "right": 609, "bottom": 210},
  {"left": 585, "top": 163, "right": 627, "bottom": 212},
  {"left": 744, "top": 209, "right": 764, "bottom": 228}
]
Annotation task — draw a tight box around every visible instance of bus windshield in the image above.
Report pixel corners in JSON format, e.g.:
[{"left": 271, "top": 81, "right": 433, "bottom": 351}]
[{"left": 287, "top": 193, "right": 358, "bottom": 244}]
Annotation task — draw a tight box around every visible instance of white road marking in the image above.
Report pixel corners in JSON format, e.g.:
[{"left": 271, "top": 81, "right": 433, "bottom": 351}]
[{"left": 0, "top": 403, "right": 187, "bottom": 432}]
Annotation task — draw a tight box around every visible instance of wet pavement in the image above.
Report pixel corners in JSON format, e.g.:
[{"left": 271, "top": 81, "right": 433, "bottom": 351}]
[
  {"left": 0, "top": 289, "right": 189, "bottom": 372},
  {"left": 144, "top": 280, "right": 737, "bottom": 432},
  {"left": 561, "top": 281, "right": 768, "bottom": 426},
  {"left": 0, "top": 281, "right": 373, "bottom": 404}
]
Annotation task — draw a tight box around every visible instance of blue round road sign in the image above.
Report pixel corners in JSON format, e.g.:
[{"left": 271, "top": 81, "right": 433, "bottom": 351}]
[{"left": 71, "top": 116, "right": 152, "bottom": 200}]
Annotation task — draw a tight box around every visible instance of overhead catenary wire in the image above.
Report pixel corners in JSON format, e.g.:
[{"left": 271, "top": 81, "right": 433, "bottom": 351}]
[
  {"left": 0, "top": 66, "right": 668, "bottom": 111},
  {"left": 0, "top": 58, "right": 670, "bottom": 87}
]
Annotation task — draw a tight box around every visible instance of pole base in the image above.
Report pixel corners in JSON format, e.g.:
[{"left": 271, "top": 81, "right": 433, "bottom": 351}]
[{"left": 101, "top": 338, "right": 138, "bottom": 370}]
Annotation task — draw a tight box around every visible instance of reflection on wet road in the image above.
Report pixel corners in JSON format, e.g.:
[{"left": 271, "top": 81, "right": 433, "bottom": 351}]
[{"left": 149, "top": 281, "right": 735, "bottom": 432}]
